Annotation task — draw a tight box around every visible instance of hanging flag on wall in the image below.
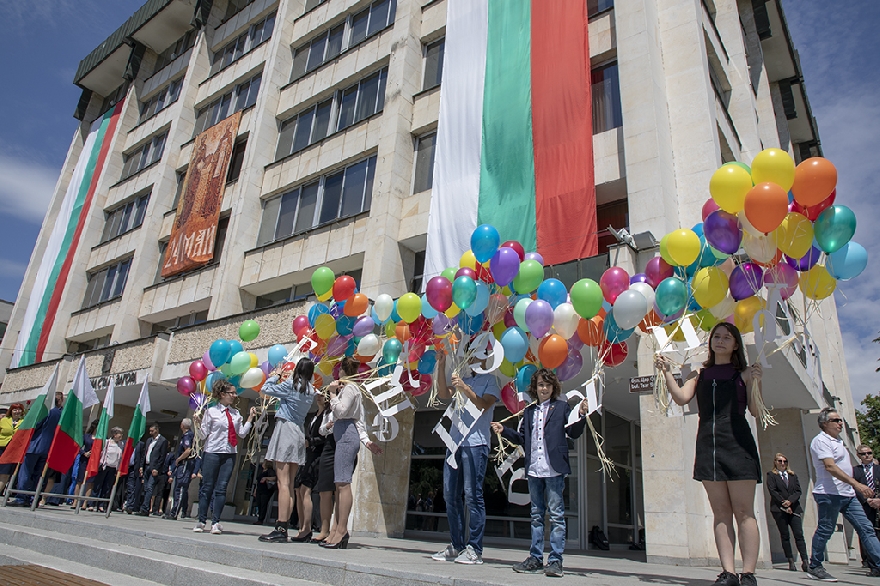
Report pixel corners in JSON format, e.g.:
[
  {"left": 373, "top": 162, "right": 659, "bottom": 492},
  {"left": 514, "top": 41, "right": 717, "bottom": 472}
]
[
  {"left": 425, "top": 0, "right": 596, "bottom": 278},
  {"left": 161, "top": 111, "right": 241, "bottom": 277}
]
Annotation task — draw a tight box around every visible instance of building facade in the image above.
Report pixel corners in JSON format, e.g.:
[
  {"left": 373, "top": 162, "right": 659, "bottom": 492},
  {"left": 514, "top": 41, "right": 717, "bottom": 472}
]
[{"left": 0, "top": 0, "right": 859, "bottom": 567}]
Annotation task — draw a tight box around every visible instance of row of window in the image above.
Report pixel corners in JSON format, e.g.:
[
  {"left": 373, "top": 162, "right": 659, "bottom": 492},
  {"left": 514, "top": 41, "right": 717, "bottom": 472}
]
[
  {"left": 210, "top": 12, "right": 276, "bottom": 77},
  {"left": 150, "top": 310, "right": 209, "bottom": 336},
  {"left": 290, "top": 0, "right": 396, "bottom": 81},
  {"left": 81, "top": 257, "right": 132, "bottom": 309},
  {"left": 153, "top": 29, "right": 197, "bottom": 76},
  {"left": 276, "top": 67, "right": 387, "bottom": 160},
  {"left": 138, "top": 78, "right": 183, "bottom": 124},
  {"left": 194, "top": 72, "right": 262, "bottom": 136},
  {"left": 100, "top": 193, "right": 150, "bottom": 244},
  {"left": 121, "top": 132, "right": 167, "bottom": 180}
]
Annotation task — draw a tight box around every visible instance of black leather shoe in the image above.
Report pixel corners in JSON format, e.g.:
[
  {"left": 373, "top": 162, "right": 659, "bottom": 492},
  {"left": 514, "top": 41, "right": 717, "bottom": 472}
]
[
  {"left": 320, "top": 533, "right": 349, "bottom": 549},
  {"left": 135, "top": 510, "right": 150, "bottom": 517},
  {"left": 290, "top": 532, "right": 312, "bottom": 543},
  {"left": 259, "top": 529, "right": 288, "bottom": 543}
]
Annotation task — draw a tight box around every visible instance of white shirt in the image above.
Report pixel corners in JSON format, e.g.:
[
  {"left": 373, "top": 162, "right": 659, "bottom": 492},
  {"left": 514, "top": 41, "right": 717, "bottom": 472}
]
[
  {"left": 198, "top": 404, "right": 253, "bottom": 454},
  {"left": 318, "top": 408, "right": 370, "bottom": 445},
  {"left": 102, "top": 440, "right": 123, "bottom": 468},
  {"left": 811, "top": 431, "right": 855, "bottom": 497},
  {"left": 528, "top": 400, "right": 559, "bottom": 478},
  {"left": 145, "top": 435, "right": 161, "bottom": 462}
]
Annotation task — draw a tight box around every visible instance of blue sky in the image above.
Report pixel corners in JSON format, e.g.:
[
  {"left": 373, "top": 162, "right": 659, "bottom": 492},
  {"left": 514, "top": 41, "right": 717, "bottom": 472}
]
[{"left": 0, "top": 1, "right": 877, "bottom": 400}]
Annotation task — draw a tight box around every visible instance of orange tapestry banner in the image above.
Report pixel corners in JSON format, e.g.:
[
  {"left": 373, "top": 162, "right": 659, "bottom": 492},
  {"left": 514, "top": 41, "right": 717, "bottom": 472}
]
[{"left": 161, "top": 111, "right": 241, "bottom": 278}]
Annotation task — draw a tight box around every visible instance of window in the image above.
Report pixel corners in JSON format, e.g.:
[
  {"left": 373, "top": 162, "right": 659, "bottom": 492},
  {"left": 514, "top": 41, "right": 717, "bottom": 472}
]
[
  {"left": 592, "top": 62, "right": 622, "bottom": 133},
  {"left": 194, "top": 72, "right": 262, "bottom": 136},
  {"left": 81, "top": 257, "right": 132, "bottom": 309},
  {"left": 276, "top": 68, "right": 387, "bottom": 160},
  {"left": 227, "top": 139, "right": 247, "bottom": 182},
  {"left": 68, "top": 334, "right": 111, "bottom": 354},
  {"left": 138, "top": 78, "right": 183, "bottom": 124},
  {"left": 422, "top": 39, "right": 444, "bottom": 90},
  {"left": 289, "top": 0, "right": 396, "bottom": 81},
  {"left": 154, "top": 241, "right": 168, "bottom": 284},
  {"left": 588, "top": 0, "right": 614, "bottom": 17},
  {"left": 100, "top": 193, "right": 150, "bottom": 243},
  {"left": 121, "top": 132, "right": 167, "bottom": 180},
  {"left": 597, "top": 198, "right": 629, "bottom": 254},
  {"left": 255, "top": 283, "right": 315, "bottom": 309},
  {"left": 412, "top": 132, "right": 436, "bottom": 193},
  {"left": 210, "top": 13, "right": 276, "bottom": 76},
  {"left": 258, "top": 155, "right": 376, "bottom": 245},
  {"left": 304, "top": 0, "right": 327, "bottom": 12},
  {"left": 153, "top": 30, "right": 196, "bottom": 74},
  {"left": 411, "top": 250, "right": 426, "bottom": 293},
  {"left": 224, "top": 0, "right": 254, "bottom": 21},
  {"left": 97, "top": 84, "right": 127, "bottom": 121},
  {"left": 171, "top": 169, "right": 186, "bottom": 211},
  {"left": 150, "top": 310, "right": 209, "bottom": 335}
]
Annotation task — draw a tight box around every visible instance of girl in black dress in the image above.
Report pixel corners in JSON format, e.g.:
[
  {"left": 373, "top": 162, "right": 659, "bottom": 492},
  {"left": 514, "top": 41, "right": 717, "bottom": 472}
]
[{"left": 656, "top": 322, "right": 764, "bottom": 586}]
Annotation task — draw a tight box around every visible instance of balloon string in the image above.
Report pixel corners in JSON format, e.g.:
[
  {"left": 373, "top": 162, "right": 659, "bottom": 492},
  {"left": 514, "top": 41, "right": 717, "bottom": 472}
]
[{"left": 751, "top": 377, "right": 777, "bottom": 430}]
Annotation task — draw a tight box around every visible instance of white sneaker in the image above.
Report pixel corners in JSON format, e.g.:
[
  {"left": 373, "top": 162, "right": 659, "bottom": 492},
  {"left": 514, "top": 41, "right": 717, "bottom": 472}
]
[
  {"left": 454, "top": 545, "right": 483, "bottom": 565},
  {"left": 193, "top": 522, "right": 205, "bottom": 532},
  {"left": 210, "top": 523, "right": 223, "bottom": 534},
  {"left": 431, "top": 544, "right": 461, "bottom": 561}
]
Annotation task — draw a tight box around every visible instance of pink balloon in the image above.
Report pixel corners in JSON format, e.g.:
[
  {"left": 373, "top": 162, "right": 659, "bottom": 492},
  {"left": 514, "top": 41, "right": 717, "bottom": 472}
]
[
  {"left": 501, "top": 381, "right": 525, "bottom": 413},
  {"left": 189, "top": 360, "right": 208, "bottom": 382},
  {"left": 292, "top": 315, "right": 310, "bottom": 338},
  {"left": 702, "top": 198, "right": 720, "bottom": 222},
  {"left": 201, "top": 350, "right": 216, "bottom": 371},
  {"left": 764, "top": 263, "right": 798, "bottom": 300},
  {"left": 645, "top": 257, "right": 674, "bottom": 289},
  {"left": 599, "top": 267, "right": 630, "bottom": 304},
  {"left": 556, "top": 348, "right": 583, "bottom": 382},
  {"left": 177, "top": 376, "right": 196, "bottom": 396},
  {"left": 455, "top": 267, "right": 476, "bottom": 280},
  {"left": 426, "top": 276, "right": 453, "bottom": 312}
]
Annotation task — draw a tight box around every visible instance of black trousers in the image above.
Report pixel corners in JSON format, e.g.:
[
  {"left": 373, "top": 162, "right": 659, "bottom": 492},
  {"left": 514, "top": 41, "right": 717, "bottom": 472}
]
[
  {"left": 858, "top": 505, "right": 880, "bottom": 566},
  {"left": 772, "top": 510, "right": 808, "bottom": 560},
  {"left": 255, "top": 491, "right": 273, "bottom": 523}
]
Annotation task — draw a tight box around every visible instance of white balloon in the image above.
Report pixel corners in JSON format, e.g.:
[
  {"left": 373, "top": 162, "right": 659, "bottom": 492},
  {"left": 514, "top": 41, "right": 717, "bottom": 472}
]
[
  {"left": 629, "top": 282, "right": 655, "bottom": 310},
  {"left": 357, "top": 334, "right": 381, "bottom": 357},
  {"left": 240, "top": 367, "right": 264, "bottom": 389},
  {"left": 742, "top": 231, "right": 776, "bottom": 263},
  {"left": 528, "top": 331, "right": 542, "bottom": 356},
  {"left": 737, "top": 209, "right": 763, "bottom": 238},
  {"left": 612, "top": 289, "right": 649, "bottom": 330},
  {"left": 552, "top": 303, "right": 580, "bottom": 339},
  {"left": 709, "top": 294, "right": 736, "bottom": 319},
  {"left": 374, "top": 294, "right": 394, "bottom": 322}
]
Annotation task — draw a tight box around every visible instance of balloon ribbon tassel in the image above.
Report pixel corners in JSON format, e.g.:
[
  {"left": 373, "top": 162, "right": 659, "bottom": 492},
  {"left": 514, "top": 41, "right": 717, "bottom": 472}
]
[
  {"left": 586, "top": 416, "right": 616, "bottom": 478},
  {"left": 653, "top": 367, "right": 671, "bottom": 415},
  {"left": 752, "top": 378, "right": 777, "bottom": 430}
]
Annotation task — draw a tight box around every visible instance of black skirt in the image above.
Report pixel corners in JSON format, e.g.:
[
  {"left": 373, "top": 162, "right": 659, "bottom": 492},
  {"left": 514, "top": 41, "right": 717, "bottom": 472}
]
[{"left": 313, "top": 434, "right": 337, "bottom": 493}]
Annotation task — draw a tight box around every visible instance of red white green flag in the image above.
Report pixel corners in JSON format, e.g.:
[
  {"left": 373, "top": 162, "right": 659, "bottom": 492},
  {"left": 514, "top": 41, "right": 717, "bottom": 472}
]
[
  {"left": 46, "top": 357, "right": 99, "bottom": 472},
  {"left": 0, "top": 366, "right": 58, "bottom": 465},
  {"left": 119, "top": 377, "right": 150, "bottom": 476},
  {"left": 85, "top": 378, "right": 115, "bottom": 479}
]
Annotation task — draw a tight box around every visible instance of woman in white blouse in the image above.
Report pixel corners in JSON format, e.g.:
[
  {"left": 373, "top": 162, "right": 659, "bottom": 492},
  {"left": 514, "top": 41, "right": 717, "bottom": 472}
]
[
  {"left": 89, "top": 427, "right": 125, "bottom": 512},
  {"left": 193, "top": 380, "right": 256, "bottom": 534}
]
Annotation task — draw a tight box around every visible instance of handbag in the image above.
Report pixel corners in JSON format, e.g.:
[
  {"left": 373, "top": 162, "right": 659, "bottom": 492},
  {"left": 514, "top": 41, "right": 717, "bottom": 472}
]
[{"left": 589, "top": 525, "right": 610, "bottom": 550}]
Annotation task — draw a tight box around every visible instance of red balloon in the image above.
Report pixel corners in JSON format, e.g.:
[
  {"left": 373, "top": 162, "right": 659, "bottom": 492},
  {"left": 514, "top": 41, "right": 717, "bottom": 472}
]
[
  {"left": 791, "top": 189, "right": 836, "bottom": 222},
  {"left": 600, "top": 341, "right": 628, "bottom": 367},
  {"left": 282, "top": 361, "right": 296, "bottom": 372},
  {"left": 401, "top": 370, "right": 432, "bottom": 396},
  {"left": 332, "top": 275, "right": 356, "bottom": 302},
  {"left": 189, "top": 360, "right": 208, "bottom": 382},
  {"left": 501, "top": 381, "right": 526, "bottom": 413},
  {"left": 426, "top": 276, "right": 453, "bottom": 312},
  {"left": 701, "top": 198, "right": 720, "bottom": 222},
  {"left": 501, "top": 240, "right": 526, "bottom": 262},
  {"left": 475, "top": 262, "right": 494, "bottom": 284},
  {"left": 455, "top": 267, "right": 477, "bottom": 280},
  {"left": 645, "top": 257, "right": 674, "bottom": 289},
  {"left": 292, "top": 315, "right": 310, "bottom": 338}
]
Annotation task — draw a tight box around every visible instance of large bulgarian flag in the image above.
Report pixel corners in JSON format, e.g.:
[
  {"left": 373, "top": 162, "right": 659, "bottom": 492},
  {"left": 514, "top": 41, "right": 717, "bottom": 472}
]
[
  {"left": 425, "top": 0, "right": 596, "bottom": 277},
  {"left": 85, "top": 378, "right": 116, "bottom": 478},
  {"left": 119, "top": 377, "right": 150, "bottom": 477},
  {"left": 46, "top": 357, "right": 99, "bottom": 473},
  {"left": 0, "top": 365, "right": 58, "bottom": 466},
  {"left": 11, "top": 99, "right": 125, "bottom": 367}
]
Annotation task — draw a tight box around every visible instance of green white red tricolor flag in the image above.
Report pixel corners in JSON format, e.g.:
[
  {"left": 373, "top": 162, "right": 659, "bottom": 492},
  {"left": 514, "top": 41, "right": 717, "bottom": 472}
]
[
  {"left": 119, "top": 377, "right": 150, "bottom": 476},
  {"left": 0, "top": 365, "right": 58, "bottom": 466},
  {"left": 425, "top": 0, "right": 596, "bottom": 278},
  {"left": 46, "top": 357, "right": 99, "bottom": 472},
  {"left": 85, "top": 378, "right": 115, "bottom": 478}
]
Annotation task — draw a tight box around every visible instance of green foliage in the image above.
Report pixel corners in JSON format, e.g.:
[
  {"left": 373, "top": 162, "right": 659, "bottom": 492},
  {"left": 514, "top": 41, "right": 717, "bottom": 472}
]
[{"left": 856, "top": 393, "right": 880, "bottom": 451}]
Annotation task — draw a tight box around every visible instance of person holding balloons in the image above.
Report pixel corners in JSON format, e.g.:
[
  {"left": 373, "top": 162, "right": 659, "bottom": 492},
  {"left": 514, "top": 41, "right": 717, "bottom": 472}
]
[
  {"left": 655, "top": 322, "right": 764, "bottom": 586},
  {"left": 431, "top": 346, "right": 500, "bottom": 566},
  {"left": 258, "top": 358, "right": 318, "bottom": 544}
]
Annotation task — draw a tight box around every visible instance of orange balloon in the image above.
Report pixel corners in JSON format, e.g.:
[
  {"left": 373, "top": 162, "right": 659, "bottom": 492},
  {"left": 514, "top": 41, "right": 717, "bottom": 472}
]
[
  {"left": 577, "top": 315, "right": 605, "bottom": 347},
  {"left": 395, "top": 321, "right": 412, "bottom": 342},
  {"left": 791, "top": 157, "right": 837, "bottom": 207},
  {"left": 753, "top": 248, "right": 783, "bottom": 268},
  {"left": 313, "top": 372, "right": 324, "bottom": 388},
  {"left": 343, "top": 293, "right": 369, "bottom": 317},
  {"left": 538, "top": 334, "right": 569, "bottom": 369},
  {"left": 743, "top": 182, "right": 788, "bottom": 234},
  {"left": 638, "top": 310, "right": 663, "bottom": 332}
]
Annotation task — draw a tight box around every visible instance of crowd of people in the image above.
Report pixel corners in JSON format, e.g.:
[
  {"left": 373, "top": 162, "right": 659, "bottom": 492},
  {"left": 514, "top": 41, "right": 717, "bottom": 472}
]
[{"left": 2, "top": 322, "right": 880, "bottom": 584}]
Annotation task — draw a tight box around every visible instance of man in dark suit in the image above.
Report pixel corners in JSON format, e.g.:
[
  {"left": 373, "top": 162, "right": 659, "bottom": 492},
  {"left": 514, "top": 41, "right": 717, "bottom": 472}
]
[
  {"left": 853, "top": 445, "right": 880, "bottom": 572},
  {"left": 766, "top": 456, "right": 808, "bottom": 571},
  {"left": 124, "top": 439, "right": 146, "bottom": 513},
  {"left": 136, "top": 423, "right": 168, "bottom": 516}
]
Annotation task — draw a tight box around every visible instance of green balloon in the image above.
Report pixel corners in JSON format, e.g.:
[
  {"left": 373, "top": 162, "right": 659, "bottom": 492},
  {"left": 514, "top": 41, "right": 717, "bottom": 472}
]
[
  {"left": 311, "top": 266, "right": 335, "bottom": 296},
  {"left": 512, "top": 260, "right": 544, "bottom": 294},
  {"left": 239, "top": 319, "right": 260, "bottom": 342},
  {"left": 722, "top": 161, "right": 753, "bottom": 178},
  {"left": 229, "top": 351, "right": 251, "bottom": 375},
  {"left": 814, "top": 205, "right": 856, "bottom": 254},
  {"left": 658, "top": 234, "right": 675, "bottom": 265},
  {"left": 440, "top": 267, "right": 457, "bottom": 282},
  {"left": 218, "top": 363, "right": 233, "bottom": 376},
  {"left": 569, "top": 278, "right": 603, "bottom": 319},
  {"left": 513, "top": 298, "right": 532, "bottom": 332}
]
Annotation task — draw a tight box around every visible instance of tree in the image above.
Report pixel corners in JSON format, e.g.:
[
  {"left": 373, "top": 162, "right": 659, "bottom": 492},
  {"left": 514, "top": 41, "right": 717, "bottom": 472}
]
[{"left": 856, "top": 394, "right": 880, "bottom": 451}]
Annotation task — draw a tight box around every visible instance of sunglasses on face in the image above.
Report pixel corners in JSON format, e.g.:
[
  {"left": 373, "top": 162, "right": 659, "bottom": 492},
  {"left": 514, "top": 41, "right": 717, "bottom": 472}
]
[
  {"left": 860, "top": 452, "right": 874, "bottom": 456},
  {"left": 776, "top": 459, "right": 787, "bottom": 463},
  {"left": 827, "top": 418, "right": 843, "bottom": 423}
]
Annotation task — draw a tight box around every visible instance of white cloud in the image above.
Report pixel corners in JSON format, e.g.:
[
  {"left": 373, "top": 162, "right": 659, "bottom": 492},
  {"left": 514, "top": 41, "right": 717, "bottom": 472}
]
[
  {"left": 0, "top": 155, "right": 59, "bottom": 224},
  {"left": 842, "top": 328, "right": 880, "bottom": 409}
]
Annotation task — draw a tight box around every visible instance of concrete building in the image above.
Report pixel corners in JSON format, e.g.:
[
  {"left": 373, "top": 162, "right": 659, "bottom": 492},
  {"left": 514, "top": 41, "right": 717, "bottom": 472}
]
[{"left": 0, "top": 0, "right": 858, "bottom": 568}]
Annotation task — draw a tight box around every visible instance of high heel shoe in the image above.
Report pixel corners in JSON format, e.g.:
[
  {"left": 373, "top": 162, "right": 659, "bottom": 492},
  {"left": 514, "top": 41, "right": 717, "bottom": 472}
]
[
  {"left": 320, "top": 533, "right": 350, "bottom": 549},
  {"left": 310, "top": 536, "right": 327, "bottom": 544},
  {"left": 290, "top": 531, "right": 312, "bottom": 543}
]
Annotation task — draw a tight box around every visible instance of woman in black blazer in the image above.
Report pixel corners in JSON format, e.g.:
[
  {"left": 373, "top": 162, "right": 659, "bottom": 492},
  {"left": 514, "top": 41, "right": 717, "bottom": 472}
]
[{"left": 766, "top": 453, "right": 808, "bottom": 572}]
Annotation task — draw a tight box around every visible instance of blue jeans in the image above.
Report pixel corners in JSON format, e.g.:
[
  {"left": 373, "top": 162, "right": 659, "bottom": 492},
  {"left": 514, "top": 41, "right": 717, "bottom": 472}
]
[
  {"left": 528, "top": 475, "right": 566, "bottom": 564},
  {"left": 139, "top": 471, "right": 161, "bottom": 513},
  {"left": 198, "top": 453, "right": 236, "bottom": 525},
  {"left": 811, "top": 493, "right": 880, "bottom": 568},
  {"left": 169, "top": 477, "right": 191, "bottom": 517},
  {"left": 443, "top": 445, "right": 489, "bottom": 554}
]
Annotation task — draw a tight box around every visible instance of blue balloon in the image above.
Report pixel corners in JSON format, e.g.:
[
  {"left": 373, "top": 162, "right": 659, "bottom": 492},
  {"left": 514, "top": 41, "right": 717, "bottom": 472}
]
[
  {"left": 465, "top": 282, "right": 490, "bottom": 316},
  {"left": 655, "top": 277, "right": 688, "bottom": 317},
  {"left": 500, "top": 326, "right": 529, "bottom": 363},
  {"left": 308, "top": 304, "right": 331, "bottom": 327},
  {"left": 335, "top": 316, "right": 355, "bottom": 336},
  {"left": 471, "top": 224, "right": 501, "bottom": 264},
  {"left": 208, "top": 339, "right": 232, "bottom": 367},
  {"left": 516, "top": 364, "right": 537, "bottom": 395},
  {"left": 376, "top": 358, "right": 394, "bottom": 377},
  {"left": 537, "top": 278, "right": 568, "bottom": 309},
  {"left": 205, "top": 370, "right": 227, "bottom": 392},
  {"left": 390, "top": 300, "right": 401, "bottom": 323},
  {"left": 228, "top": 339, "right": 244, "bottom": 357},
  {"left": 228, "top": 374, "right": 242, "bottom": 389},
  {"left": 371, "top": 306, "right": 388, "bottom": 325},
  {"left": 692, "top": 223, "right": 704, "bottom": 238},
  {"left": 826, "top": 241, "right": 867, "bottom": 281},
  {"left": 458, "top": 312, "right": 484, "bottom": 335},
  {"left": 418, "top": 350, "right": 437, "bottom": 375},
  {"left": 267, "top": 344, "right": 287, "bottom": 367},
  {"left": 345, "top": 338, "right": 357, "bottom": 357},
  {"left": 603, "top": 312, "right": 635, "bottom": 344},
  {"left": 421, "top": 293, "right": 439, "bottom": 319}
]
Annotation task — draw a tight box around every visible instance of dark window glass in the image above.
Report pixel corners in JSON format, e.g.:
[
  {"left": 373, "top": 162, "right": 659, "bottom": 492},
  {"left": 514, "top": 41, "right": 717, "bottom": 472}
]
[
  {"left": 256, "top": 289, "right": 290, "bottom": 309},
  {"left": 291, "top": 47, "right": 309, "bottom": 80},
  {"left": 154, "top": 242, "right": 167, "bottom": 284},
  {"left": 295, "top": 181, "right": 319, "bottom": 233},
  {"left": 411, "top": 250, "right": 426, "bottom": 293},
  {"left": 349, "top": 9, "right": 369, "bottom": 46},
  {"left": 588, "top": 0, "right": 614, "bottom": 17},
  {"left": 337, "top": 86, "right": 358, "bottom": 131},
  {"left": 307, "top": 33, "right": 328, "bottom": 72},
  {"left": 423, "top": 39, "right": 444, "bottom": 90},
  {"left": 212, "top": 217, "right": 229, "bottom": 263},
  {"left": 304, "top": 0, "right": 326, "bottom": 11},
  {"left": 234, "top": 79, "right": 250, "bottom": 112},
  {"left": 355, "top": 71, "right": 381, "bottom": 123},
  {"left": 112, "top": 258, "right": 131, "bottom": 298},
  {"left": 596, "top": 198, "right": 629, "bottom": 254},
  {"left": 244, "top": 74, "right": 261, "bottom": 108},
  {"left": 172, "top": 170, "right": 186, "bottom": 211},
  {"left": 276, "top": 117, "right": 296, "bottom": 159},
  {"left": 319, "top": 171, "right": 344, "bottom": 224},
  {"left": 276, "top": 189, "right": 299, "bottom": 240},
  {"left": 368, "top": 0, "right": 390, "bottom": 37},
  {"left": 312, "top": 99, "right": 333, "bottom": 143},
  {"left": 377, "top": 69, "right": 387, "bottom": 112},
  {"left": 118, "top": 202, "right": 135, "bottom": 234},
  {"left": 341, "top": 159, "right": 368, "bottom": 218},
  {"left": 100, "top": 264, "right": 118, "bottom": 302},
  {"left": 292, "top": 107, "right": 315, "bottom": 153},
  {"left": 134, "top": 195, "right": 149, "bottom": 227},
  {"left": 413, "top": 133, "right": 436, "bottom": 193},
  {"left": 363, "top": 156, "right": 376, "bottom": 211},
  {"left": 257, "top": 196, "right": 281, "bottom": 246},
  {"left": 227, "top": 140, "right": 247, "bottom": 182},
  {"left": 592, "top": 62, "right": 622, "bottom": 133},
  {"left": 326, "top": 24, "right": 344, "bottom": 61}
]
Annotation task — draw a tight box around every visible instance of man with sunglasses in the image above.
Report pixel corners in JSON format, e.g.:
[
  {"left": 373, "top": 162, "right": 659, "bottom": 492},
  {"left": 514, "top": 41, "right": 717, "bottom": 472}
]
[
  {"left": 854, "top": 444, "right": 880, "bottom": 570},
  {"left": 807, "top": 408, "right": 880, "bottom": 581}
]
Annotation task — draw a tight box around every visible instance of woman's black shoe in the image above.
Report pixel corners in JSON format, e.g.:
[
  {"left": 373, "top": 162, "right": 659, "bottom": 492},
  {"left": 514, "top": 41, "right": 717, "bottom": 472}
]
[
  {"left": 712, "top": 571, "right": 740, "bottom": 586},
  {"left": 259, "top": 528, "right": 289, "bottom": 543},
  {"left": 320, "top": 533, "right": 350, "bottom": 549},
  {"left": 290, "top": 532, "right": 313, "bottom": 543},
  {"left": 310, "top": 536, "right": 327, "bottom": 544}
]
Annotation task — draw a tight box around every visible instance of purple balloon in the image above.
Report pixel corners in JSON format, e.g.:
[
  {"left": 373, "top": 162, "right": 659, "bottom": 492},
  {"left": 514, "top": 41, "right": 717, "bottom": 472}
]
[
  {"left": 524, "top": 252, "right": 544, "bottom": 264},
  {"left": 556, "top": 349, "right": 583, "bottom": 382},
  {"left": 784, "top": 245, "right": 821, "bottom": 272},
  {"left": 729, "top": 262, "right": 765, "bottom": 301},
  {"left": 630, "top": 273, "right": 649, "bottom": 285},
  {"left": 352, "top": 315, "right": 375, "bottom": 337},
  {"left": 327, "top": 335, "right": 351, "bottom": 356},
  {"left": 704, "top": 210, "right": 742, "bottom": 254},
  {"left": 329, "top": 303, "right": 343, "bottom": 319},
  {"left": 432, "top": 314, "right": 453, "bottom": 335},
  {"left": 525, "top": 300, "right": 554, "bottom": 338},
  {"left": 653, "top": 301, "right": 684, "bottom": 324},
  {"left": 260, "top": 361, "right": 272, "bottom": 376},
  {"left": 489, "top": 247, "right": 521, "bottom": 287},
  {"left": 202, "top": 350, "right": 216, "bottom": 371},
  {"left": 567, "top": 333, "right": 584, "bottom": 351}
]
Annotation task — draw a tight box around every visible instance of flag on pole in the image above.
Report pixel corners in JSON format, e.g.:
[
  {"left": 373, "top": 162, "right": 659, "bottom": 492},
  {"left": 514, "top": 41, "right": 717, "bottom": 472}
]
[
  {"left": 85, "top": 378, "right": 115, "bottom": 478},
  {"left": 0, "top": 365, "right": 58, "bottom": 465},
  {"left": 46, "top": 357, "right": 100, "bottom": 473},
  {"left": 119, "top": 377, "right": 150, "bottom": 476}
]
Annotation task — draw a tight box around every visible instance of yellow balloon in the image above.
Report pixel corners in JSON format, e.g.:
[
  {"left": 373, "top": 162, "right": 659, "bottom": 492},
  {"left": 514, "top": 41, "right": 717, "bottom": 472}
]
[
  {"left": 317, "top": 358, "right": 335, "bottom": 375},
  {"left": 492, "top": 320, "right": 506, "bottom": 340},
  {"left": 317, "top": 289, "right": 333, "bottom": 302},
  {"left": 734, "top": 296, "right": 765, "bottom": 333},
  {"left": 397, "top": 292, "right": 422, "bottom": 323},
  {"left": 499, "top": 358, "right": 517, "bottom": 377},
  {"left": 460, "top": 250, "right": 477, "bottom": 270},
  {"left": 750, "top": 148, "right": 795, "bottom": 191},
  {"left": 666, "top": 229, "right": 701, "bottom": 266},
  {"left": 695, "top": 309, "right": 718, "bottom": 332},
  {"left": 693, "top": 267, "right": 729, "bottom": 308},
  {"left": 249, "top": 353, "right": 259, "bottom": 368},
  {"left": 774, "top": 212, "right": 814, "bottom": 259},
  {"left": 799, "top": 265, "right": 836, "bottom": 300},
  {"left": 500, "top": 286, "right": 513, "bottom": 296},
  {"left": 710, "top": 165, "right": 753, "bottom": 213},
  {"left": 314, "top": 314, "right": 336, "bottom": 339},
  {"left": 444, "top": 303, "right": 461, "bottom": 318},
  {"left": 384, "top": 320, "right": 397, "bottom": 338}
]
